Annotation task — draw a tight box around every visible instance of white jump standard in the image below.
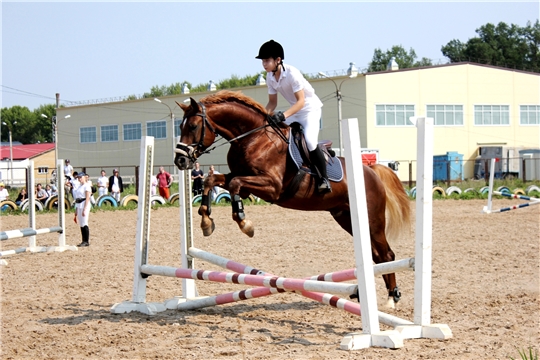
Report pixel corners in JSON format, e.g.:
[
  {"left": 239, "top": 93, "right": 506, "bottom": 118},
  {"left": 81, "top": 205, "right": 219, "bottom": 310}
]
[
  {"left": 112, "top": 119, "right": 452, "bottom": 350},
  {"left": 483, "top": 158, "right": 540, "bottom": 214},
  {"left": 0, "top": 160, "right": 77, "bottom": 265}
]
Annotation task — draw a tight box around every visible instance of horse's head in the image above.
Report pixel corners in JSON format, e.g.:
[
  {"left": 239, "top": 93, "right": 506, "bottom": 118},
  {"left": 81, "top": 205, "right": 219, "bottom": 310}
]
[{"left": 174, "top": 97, "right": 217, "bottom": 170}]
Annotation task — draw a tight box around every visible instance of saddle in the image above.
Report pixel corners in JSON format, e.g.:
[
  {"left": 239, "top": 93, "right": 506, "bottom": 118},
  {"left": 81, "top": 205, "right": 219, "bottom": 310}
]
[
  {"left": 289, "top": 123, "right": 336, "bottom": 170},
  {"left": 282, "top": 123, "right": 344, "bottom": 198}
]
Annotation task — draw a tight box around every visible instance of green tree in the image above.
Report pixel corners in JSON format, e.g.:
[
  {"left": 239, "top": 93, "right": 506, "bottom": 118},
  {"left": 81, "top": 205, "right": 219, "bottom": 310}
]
[
  {"left": 1, "top": 106, "right": 38, "bottom": 144},
  {"left": 367, "top": 45, "right": 432, "bottom": 72},
  {"left": 441, "top": 20, "right": 540, "bottom": 72}
]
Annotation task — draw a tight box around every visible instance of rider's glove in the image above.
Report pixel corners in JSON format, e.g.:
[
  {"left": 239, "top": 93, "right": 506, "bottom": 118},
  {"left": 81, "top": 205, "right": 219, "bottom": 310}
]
[{"left": 269, "top": 111, "right": 286, "bottom": 125}]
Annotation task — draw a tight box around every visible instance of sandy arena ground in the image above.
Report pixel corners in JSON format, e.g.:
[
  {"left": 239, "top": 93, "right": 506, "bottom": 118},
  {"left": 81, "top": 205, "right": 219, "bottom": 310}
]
[{"left": 0, "top": 199, "right": 538, "bottom": 359}]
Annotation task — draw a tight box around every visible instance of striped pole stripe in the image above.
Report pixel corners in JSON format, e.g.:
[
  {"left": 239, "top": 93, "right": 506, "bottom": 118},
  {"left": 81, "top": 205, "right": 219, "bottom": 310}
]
[
  {"left": 140, "top": 265, "right": 358, "bottom": 296},
  {"left": 308, "top": 258, "right": 415, "bottom": 282},
  {"left": 1, "top": 226, "right": 63, "bottom": 241},
  {"left": 188, "top": 247, "right": 266, "bottom": 275}
]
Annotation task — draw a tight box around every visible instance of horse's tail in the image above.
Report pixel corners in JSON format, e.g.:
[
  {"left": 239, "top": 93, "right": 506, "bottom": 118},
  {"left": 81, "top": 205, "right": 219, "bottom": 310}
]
[{"left": 370, "top": 164, "right": 411, "bottom": 242}]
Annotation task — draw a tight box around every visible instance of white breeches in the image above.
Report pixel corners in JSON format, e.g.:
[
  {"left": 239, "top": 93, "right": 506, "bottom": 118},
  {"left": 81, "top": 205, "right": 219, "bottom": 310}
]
[
  {"left": 284, "top": 107, "right": 322, "bottom": 151},
  {"left": 76, "top": 204, "right": 91, "bottom": 227}
]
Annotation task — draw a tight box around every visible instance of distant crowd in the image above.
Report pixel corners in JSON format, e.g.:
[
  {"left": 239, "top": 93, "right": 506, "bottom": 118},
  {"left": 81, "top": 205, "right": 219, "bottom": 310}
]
[{"left": 0, "top": 159, "right": 223, "bottom": 205}]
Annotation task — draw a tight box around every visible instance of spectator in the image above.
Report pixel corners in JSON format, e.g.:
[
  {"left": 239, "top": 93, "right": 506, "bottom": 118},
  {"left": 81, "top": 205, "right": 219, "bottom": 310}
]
[
  {"left": 35, "top": 183, "right": 48, "bottom": 203},
  {"left": 191, "top": 162, "right": 204, "bottom": 196},
  {"left": 45, "top": 184, "right": 53, "bottom": 197},
  {"left": 64, "top": 159, "right": 74, "bottom": 180},
  {"left": 15, "top": 188, "right": 27, "bottom": 206},
  {"left": 70, "top": 172, "right": 80, "bottom": 200},
  {"left": 108, "top": 168, "right": 124, "bottom": 202},
  {"left": 73, "top": 172, "right": 92, "bottom": 247},
  {"left": 86, "top": 174, "right": 96, "bottom": 205},
  {"left": 0, "top": 183, "right": 9, "bottom": 201},
  {"left": 207, "top": 165, "right": 221, "bottom": 201},
  {"left": 49, "top": 183, "right": 58, "bottom": 197},
  {"left": 156, "top": 166, "right": 172, "bottom": 200},
  {"left": 150, "top": 175, "right": 158, "bottom": 196},
  {"left": 97, "top": 170, "right": 109, "bottom": 197}
]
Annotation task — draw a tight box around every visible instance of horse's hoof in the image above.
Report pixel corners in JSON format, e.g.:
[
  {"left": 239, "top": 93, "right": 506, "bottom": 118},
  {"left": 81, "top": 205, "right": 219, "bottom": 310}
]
[
  {"left": 386, "top": 297, "right": 396, "bottom": 309},
  {"left": 201, "top": 218, "right": 215, "bottom": 237},
  {"left": 240, "top": 220, "right": 254, "bottom": 238}
]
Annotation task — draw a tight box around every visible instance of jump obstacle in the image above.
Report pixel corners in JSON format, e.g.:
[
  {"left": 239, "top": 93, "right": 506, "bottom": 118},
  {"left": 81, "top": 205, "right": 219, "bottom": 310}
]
[
  {"left": 111, "top": 118, "right": 452, "bottom": 350},
  {"left": 0, "top": 160, "right": 77, "bottom": 265},
  {"left": 482, "top": 157, "right": 540, "bottom": 214}
]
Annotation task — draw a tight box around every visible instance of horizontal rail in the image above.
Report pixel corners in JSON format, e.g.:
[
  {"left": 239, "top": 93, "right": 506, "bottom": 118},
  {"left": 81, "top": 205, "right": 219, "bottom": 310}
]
[
  {"left": 1, "top": 226, "right": 63, "bottom": 241},
  {"left": 140, "top": 265, "right": 358, "bottom": 296}
]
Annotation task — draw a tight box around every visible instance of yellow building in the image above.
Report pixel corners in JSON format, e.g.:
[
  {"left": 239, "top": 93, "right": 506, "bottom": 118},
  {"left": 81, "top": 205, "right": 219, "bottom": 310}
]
[{"left": 55, "top": 62, "right": 539, "bottom": 181}]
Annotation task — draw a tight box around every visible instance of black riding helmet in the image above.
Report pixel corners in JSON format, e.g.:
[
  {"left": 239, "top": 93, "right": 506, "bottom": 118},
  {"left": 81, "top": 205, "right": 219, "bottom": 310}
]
[{"left": 255, "top": 40, "right": 284, "bottom": 60}]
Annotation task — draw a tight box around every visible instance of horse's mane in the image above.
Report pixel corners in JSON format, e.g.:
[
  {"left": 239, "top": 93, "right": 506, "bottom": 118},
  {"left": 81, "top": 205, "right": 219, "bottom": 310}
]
[{"left": 201, "top": 90, "right": 268, "bottom": 117}]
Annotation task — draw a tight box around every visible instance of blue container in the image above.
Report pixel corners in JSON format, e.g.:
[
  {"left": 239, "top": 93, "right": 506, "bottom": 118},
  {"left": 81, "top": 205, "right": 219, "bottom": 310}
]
[{"left": 433, "top": 152, "right": 464, "bottom": 181}]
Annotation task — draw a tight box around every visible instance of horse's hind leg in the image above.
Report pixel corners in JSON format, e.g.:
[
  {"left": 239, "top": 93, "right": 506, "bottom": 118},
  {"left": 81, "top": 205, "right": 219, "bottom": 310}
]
[
  {"left": 371, "top": 231, "right": 400, "bottom": 309},
  {"left": 331, "top": 207, "right": 400, "bottom": 308}
]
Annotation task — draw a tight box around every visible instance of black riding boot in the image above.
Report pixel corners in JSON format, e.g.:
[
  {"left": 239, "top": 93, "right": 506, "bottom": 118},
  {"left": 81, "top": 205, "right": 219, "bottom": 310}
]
[
  {"left": 309, "top": 147, "right": 331, "bottom": 193},
  {"left": 77, "top": 226, "right": 89, "bottom": 247}
]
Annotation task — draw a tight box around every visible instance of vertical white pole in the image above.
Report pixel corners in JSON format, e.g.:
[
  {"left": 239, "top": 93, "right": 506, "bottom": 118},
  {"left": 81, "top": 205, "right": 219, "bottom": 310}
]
[
  {"left": 413, "top": 117, "right": 434, "bottom": 325},
  {"left": 487, "top": 158, "right": 496, "bottom": 212},
  {"left": 57, "top": 159, "right": 66, "bottom": 247},
  {"left": 132, "top": 136, "right": 154, "bottom": 303},
  {"left": 179, "top": 164, "right": 197, "bottom": 298},
  {"left": 28, "top": 161, "right": 36, "bottom": 248},
  {"left": 342, "top": 118, "right": 380, "bottom": 334}
]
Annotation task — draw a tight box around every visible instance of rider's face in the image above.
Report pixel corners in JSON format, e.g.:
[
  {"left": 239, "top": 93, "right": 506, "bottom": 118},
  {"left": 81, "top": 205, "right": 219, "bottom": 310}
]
[{"left": 261, "top": 57, "right": 280, "bottom": 72}]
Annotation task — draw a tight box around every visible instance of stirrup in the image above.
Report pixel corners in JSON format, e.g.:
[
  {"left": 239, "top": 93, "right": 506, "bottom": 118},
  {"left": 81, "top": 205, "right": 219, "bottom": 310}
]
[{"left": 318, "top": 178, "right": 332, "bottom": 193}]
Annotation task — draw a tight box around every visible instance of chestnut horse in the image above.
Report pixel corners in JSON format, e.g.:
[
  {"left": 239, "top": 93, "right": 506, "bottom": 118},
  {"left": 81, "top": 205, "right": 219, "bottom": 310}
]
[{"left": 174, "top": 90, "right": 410, "bottom": 307}]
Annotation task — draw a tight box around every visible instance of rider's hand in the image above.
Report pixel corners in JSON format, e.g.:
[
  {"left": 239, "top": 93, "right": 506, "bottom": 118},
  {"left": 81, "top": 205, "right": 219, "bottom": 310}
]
[{"left": 269, "top": 111, "right": 285, "bottom": 125}]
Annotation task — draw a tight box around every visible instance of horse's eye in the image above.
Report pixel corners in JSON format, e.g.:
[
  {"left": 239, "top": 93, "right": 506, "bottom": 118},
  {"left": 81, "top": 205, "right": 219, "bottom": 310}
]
[{"left": 189, "top": 123, "right": 198, "bottom": 131}]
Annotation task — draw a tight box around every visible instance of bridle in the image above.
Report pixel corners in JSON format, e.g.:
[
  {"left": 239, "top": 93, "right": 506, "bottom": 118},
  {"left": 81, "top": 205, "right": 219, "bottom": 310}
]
[
  {"left": 175, "top": 101, "right": 289, "bottom": 164},
  {"left": 175, "top": 102, "right": 215, "bottom": 163}
]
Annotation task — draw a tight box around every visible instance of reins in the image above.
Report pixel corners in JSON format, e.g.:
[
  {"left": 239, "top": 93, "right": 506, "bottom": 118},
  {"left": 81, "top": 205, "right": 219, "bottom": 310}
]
[{"left": 185, "top": 102, "right": 289, "bottom": 158}]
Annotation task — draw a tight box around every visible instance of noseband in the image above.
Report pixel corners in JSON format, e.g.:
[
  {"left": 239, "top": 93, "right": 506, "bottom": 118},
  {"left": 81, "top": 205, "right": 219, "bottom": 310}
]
[{"left": 175, "top": 102, "right": 215, "bottom": 163}]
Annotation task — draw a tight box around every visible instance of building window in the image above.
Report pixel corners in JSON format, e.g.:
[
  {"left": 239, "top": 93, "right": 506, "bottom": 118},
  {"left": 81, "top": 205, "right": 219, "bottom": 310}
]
[
  {"left": 147, "top": 121, "right": 167, "bottom": 139},
  {"left": 474, "top": 105, "right": 510, "bottom": 125},
  {"left": 427, "top": 105, "right": 463, "bottom": 126},
  {"left": 80, "top": 126, "right": 97, "bottom": 143},
  {"left": 123, "top": 123, "right": 142, "bottom": 141},
  {"left": 174, "top": 118, "right": 182, "bottom": 138},
  {"left": 37, "top": 167, "right": 48, "bottom": 174},
  {"left": 376, "top": 105, "right": 415, "bottom": 126},
  {"left": 520, "top": 105, "right": 539, "bottom": 125},
  {"left": 101, "top": 125, "right": 119, "bottom": 142}
]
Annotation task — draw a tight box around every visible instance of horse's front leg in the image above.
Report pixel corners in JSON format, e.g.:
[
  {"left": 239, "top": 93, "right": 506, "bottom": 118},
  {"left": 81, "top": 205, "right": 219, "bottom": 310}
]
[
  {"left": 198, "top": 174, "right": 227, "bottom": 236},
  {"left": 227, "top": 175, "right": 282, "bottom": 238}
]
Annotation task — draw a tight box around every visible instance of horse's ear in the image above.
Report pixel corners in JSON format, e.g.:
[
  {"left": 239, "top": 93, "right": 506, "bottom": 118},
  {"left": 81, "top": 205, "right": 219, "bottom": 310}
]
[
  {"left": 190, "top": 97, "right": 199, "bottom": 111},
  {"left": 176, "top": 101, "right": 188, "bottom": 112}
]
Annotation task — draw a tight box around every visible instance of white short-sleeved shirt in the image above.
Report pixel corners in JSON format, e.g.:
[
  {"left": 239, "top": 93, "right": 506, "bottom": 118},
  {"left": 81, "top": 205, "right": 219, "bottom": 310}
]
[
  {"left": 97, "top": 176, "right": 108, "bottom": 187},
  {"left": 64, "top": 164, "right": 73, "bottom": 177},
  {"left": 74, "top": 182, "right": 91, "bottom": 208},
  {"left": 266, "top": 63, "right": 323, "bottom": 114}
]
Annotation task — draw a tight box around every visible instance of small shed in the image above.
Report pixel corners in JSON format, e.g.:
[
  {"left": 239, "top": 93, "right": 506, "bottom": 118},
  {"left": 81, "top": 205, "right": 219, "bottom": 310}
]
[{"left": 433, "top": 151, "right": 464, "bottom": 181}]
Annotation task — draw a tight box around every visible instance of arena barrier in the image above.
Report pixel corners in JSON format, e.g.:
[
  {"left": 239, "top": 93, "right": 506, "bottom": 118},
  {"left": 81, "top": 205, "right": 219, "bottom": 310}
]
[
  {"left": 0, "top": 160, "right": 77, "bottom": 265},
  {"left": 482, "top": 158, "right": 540, "bottom": 214},
  {"left": 112, "top": 119, "right": 452, "bottom": 350}
]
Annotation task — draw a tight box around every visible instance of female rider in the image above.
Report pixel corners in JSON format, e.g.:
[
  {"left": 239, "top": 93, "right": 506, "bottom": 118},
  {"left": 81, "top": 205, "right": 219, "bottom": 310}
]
[{"left": 256, "top": 39, "right": 330, "bottom": 193}]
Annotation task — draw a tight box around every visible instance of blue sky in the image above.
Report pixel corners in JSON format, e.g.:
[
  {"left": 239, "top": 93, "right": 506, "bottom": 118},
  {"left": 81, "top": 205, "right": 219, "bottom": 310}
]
[{"left": 1, "top": 1, "right": 538, "bottom": 111}]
